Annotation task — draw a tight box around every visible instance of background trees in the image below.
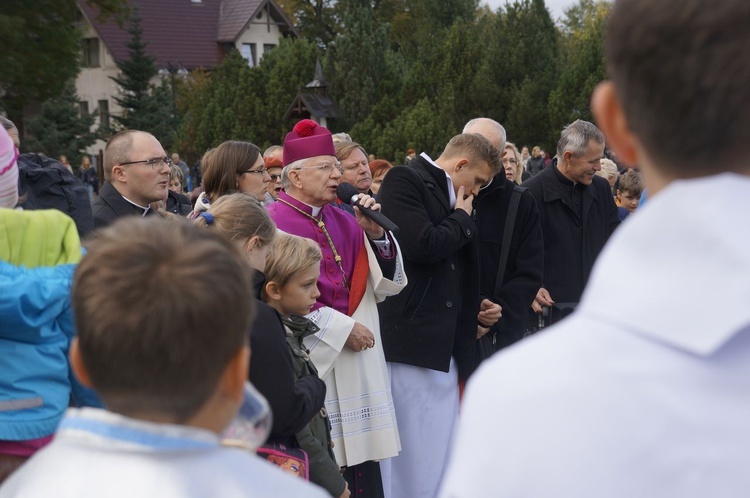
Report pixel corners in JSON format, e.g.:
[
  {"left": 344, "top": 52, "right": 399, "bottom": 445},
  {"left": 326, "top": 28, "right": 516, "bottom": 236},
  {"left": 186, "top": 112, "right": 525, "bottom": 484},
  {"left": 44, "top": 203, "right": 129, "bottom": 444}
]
[
  {"left": 109, "top": 9, "right": 175, "bottom": 150},
  {"left": 0, "top": 0, "right": 126, "bottom": 132},
  {"left": 24, "top": 81, "right": 98, "bottom": 167},
  {"left": 2, "top": 0, "right": 611, "bottom": 165}
]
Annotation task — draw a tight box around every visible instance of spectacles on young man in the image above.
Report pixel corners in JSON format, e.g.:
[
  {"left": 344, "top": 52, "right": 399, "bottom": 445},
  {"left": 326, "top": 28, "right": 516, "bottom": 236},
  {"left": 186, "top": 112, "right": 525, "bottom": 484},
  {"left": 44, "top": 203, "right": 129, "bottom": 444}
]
[
  {"left": 296, "top": 162, "right": 343, "bottom": 175},
  {"left": 119, "top": 156, "right": 172, "bottom": 171}
]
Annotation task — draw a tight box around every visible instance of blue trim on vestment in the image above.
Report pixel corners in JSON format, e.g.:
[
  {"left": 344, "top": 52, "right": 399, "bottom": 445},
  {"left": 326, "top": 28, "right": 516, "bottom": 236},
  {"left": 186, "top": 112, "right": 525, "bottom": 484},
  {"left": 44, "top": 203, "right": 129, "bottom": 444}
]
[{"left": 59, "top": 417, "right": 217, "bottom": 451}]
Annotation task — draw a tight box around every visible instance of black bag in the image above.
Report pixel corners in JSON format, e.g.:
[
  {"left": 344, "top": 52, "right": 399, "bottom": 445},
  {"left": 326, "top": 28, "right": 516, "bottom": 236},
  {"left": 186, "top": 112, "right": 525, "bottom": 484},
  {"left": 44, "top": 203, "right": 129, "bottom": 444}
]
[
  {"left": 476, "top": 185, "right": 527, "bottom": 364},
  {"left": 17, "top": 153, "right": 94, "bottom": 238}
]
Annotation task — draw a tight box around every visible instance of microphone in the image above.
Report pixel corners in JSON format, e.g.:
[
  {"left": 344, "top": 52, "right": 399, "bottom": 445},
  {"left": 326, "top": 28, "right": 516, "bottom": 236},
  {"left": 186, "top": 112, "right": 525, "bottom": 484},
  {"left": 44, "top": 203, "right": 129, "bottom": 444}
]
[{"left": 336, "top": 182, "right": 399, "bottom": 233}]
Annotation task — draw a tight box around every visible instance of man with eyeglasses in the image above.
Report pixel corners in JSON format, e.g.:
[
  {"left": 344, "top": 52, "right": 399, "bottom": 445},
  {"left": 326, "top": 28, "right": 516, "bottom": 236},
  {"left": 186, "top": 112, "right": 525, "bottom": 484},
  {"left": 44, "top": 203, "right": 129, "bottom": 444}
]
[
  {"left": 93, "top": 130, "right": 171, "bottom": 229},
  {"left": 266, "top": 119, "right": 406, "bottom": 498},
  {"left": 466, "top": 118, "right": 544, "bottom": 355},
  {"left": 261, "top": 145, "right": 284, "bottom": 203}
]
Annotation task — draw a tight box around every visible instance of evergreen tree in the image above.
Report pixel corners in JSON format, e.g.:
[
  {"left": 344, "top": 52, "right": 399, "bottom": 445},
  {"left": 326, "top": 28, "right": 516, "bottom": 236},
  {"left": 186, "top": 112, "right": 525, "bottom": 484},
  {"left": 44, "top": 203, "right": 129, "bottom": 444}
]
[
  {"left": 109, "top": 8, "right": 175, "bottom": 148},
  {"left": 434, "top": 19, "right": 496, "bottom": 132},
  {"left": 0, "top": 0, "right": 127, "bottom": 130},
  {"left": 25, "top": 80, "right": 98, "bottom": 167},
  {"left": 253, "top": 38, "right": 319, "bottom": 145},
  {"left": 548, "top": 0, "right": 610, "bottom": 136},
  {"left": 327, "top": 0, "right": 394, "bottom": 127},
  {"left": 355, "top": 98, "right": 449, "bottom": 162},
  {"left": 503, "top": 0, "right": 560, "bottom": 150},
  {"left": 276, "top": 0, "right": 341, "bottom": 46},
  {"left": 174, "top": 50, "right": 257, "bottom": 159}
]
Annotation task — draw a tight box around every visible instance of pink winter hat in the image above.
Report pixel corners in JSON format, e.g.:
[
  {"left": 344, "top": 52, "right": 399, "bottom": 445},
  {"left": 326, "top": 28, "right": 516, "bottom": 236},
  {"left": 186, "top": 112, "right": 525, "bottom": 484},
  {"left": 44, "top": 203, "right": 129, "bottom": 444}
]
[
  {"left": 0, "top": 126, "right": 19, "bottom": 209},
  {"left": 283, "top": 119, "right": 336, "bottom": 166}
]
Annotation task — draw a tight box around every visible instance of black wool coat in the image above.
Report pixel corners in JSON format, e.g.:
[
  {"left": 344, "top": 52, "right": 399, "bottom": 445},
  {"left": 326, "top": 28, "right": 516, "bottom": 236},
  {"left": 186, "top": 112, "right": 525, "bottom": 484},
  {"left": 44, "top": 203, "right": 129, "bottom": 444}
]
[
  {"left": 92, "top": 181, "right": 158, "bottom": 230},
  {"left": 521, "top": 163, "right": 619, "bottom": 304},
  {"left": 474, "top": 176, "right": 544, "bottom": 350},
  {"left": 377, "top": 156, "right": 481, "bottom": 381}
]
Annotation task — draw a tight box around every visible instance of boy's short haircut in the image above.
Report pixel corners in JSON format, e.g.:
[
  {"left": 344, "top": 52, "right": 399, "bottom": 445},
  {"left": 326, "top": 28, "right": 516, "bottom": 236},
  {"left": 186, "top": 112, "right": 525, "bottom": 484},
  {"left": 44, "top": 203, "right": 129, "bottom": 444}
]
[
  {"left": 264, "top": 233, "right": 322, "bottom": 290},
  {"left": 73, "top": 217, "right": 255, "bottom": 422},
  {"left": 617, "top": 169, "right": 643, "bottom": 197},
  {"left": 442, "top": 133, "right": 501, "bottom": 175},
  {"left": 606, "top": 0, "right": 750, "bottom": 175}
]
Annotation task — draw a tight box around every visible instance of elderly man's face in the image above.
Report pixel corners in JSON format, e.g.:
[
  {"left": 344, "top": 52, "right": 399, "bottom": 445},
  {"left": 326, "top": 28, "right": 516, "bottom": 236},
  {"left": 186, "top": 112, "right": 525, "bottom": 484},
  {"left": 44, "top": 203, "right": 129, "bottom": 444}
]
[
  {"left": 560, "top": 140, "right": 605, "bottom": 185},
  {"left": 116, "top": 133, "right": 170, "bottom": 206},
  {"left": 267, "top": 166, "right": 283, "bottom": 199},
  {"left": 340, "top": 148, "right": 371, "bottom": 194},
  {"left": 288, "top": 155, "right": 342, "bottom": 207}
]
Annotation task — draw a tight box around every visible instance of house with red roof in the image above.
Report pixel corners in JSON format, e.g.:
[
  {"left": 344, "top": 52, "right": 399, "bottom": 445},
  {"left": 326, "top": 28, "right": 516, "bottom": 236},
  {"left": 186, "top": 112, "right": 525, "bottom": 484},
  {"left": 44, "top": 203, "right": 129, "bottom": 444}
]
[{"left": 76, "top": 0, "right": 298, "bottom": 152}]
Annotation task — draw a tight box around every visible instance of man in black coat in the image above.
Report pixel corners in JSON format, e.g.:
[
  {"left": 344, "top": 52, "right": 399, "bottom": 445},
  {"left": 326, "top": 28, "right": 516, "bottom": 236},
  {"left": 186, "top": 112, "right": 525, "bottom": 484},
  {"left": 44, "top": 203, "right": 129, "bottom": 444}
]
[
  {"left": 464, "top": 118, "right": 544, "bottom": 353},
  {"left": 376, "top": 133, "right": 502, "bottom": 498},
  {"left": 93, "top": 130, "right": 171, "bottom": 229},
  {"left": 522, "top": 120, "right": 619, "bottom": 325}
]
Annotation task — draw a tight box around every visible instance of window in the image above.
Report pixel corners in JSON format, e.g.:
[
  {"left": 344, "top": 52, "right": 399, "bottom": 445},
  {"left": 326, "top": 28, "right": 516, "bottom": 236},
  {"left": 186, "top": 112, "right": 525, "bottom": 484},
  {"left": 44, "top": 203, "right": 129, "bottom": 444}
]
[
  {"left": 79, "top": 101, "right": 89, "bottom": 118},
  {"left": 263, "top": 44, "right": 276, "bottom": 55},
  {"left": 82, "top": 38, "right": 100, "bottom": 68},
  {"left": 240, "top": 43, "right": 256, "bottom": 67},
  {"left": 98, "top": 100, "right": 109, "bottom": 129}
]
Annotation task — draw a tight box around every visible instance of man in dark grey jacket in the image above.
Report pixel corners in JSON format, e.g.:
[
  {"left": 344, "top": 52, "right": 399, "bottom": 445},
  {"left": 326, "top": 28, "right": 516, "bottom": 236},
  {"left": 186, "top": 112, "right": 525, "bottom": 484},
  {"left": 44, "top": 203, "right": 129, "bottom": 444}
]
[{"left": 522, "top": 120, "right": 619, "bottom": 325}]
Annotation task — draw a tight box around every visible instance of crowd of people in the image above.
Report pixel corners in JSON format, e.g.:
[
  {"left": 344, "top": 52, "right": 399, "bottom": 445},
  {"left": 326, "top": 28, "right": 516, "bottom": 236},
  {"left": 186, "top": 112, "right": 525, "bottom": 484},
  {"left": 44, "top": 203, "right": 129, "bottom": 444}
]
[{"left": 2, "top": 0, "right": 750, "bottom": 496}]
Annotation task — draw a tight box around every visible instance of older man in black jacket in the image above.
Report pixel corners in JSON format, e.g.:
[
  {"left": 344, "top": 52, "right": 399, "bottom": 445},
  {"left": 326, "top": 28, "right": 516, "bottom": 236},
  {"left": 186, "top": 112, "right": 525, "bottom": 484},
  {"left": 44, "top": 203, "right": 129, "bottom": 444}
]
[
  {"left": 522, "top": 120, "right": 619, "bottom": 325},
  {"left": 377, "top": 133, "right": 502, "bottom": 498},
  {"left": 465, "top": 118, "right": 544, "bottom": 353}
]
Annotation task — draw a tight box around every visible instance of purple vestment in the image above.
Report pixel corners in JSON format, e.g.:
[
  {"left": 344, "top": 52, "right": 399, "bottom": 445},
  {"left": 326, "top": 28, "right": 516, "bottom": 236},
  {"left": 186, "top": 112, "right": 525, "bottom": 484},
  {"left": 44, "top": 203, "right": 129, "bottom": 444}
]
[{"left": 267, "top": 192, "right": 364, "bottom": 315}]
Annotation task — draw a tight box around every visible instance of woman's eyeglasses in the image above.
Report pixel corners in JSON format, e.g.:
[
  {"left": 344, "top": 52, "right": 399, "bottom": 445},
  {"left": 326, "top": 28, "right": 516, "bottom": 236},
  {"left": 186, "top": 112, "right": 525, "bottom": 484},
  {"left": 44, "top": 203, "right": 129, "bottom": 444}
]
[{"left": 240, "top": 167, "right": 268, "bottom": 176}]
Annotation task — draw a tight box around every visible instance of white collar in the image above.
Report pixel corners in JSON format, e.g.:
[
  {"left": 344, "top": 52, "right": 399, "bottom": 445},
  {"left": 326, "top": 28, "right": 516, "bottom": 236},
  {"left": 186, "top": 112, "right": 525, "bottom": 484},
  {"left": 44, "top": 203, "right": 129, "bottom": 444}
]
[
  {"left": 578, "top": 173, "right": 750, "bottom": 355},
  {"left": 308, "top": 203, "right": 322, "bottom": 218},
  {"left": 121, "top": 195, "right": 151, "bottom": 216},
  {"left": 421, "top": 152, "right": 457, "bottom": 209}
]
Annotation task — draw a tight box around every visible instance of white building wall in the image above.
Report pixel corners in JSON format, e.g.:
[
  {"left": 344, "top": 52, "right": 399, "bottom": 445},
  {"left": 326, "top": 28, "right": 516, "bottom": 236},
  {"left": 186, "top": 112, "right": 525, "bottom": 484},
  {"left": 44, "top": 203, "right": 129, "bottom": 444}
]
[
  {"left": 235, "top": 6, "right": 284, "bottom": 66},
  {"left": 76, "top": 21, "right": 121, "bottom": 154}
]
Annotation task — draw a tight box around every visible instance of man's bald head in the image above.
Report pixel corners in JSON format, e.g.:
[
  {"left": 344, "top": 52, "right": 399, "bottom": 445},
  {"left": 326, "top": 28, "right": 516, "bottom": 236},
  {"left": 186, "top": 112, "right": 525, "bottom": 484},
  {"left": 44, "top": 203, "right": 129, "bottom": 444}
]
[
  {"left": 463, "top": 118, "right": 506, "bottom": 152},
  {"left": 104, "top": 130, "right": 152, "bottom": 182}
]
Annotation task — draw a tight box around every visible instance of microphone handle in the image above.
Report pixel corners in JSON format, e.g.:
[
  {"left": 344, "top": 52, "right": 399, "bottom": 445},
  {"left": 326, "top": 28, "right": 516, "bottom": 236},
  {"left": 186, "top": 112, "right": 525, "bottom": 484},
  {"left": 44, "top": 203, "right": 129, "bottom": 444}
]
[{"left": 352, "top": 200, "right": 399, "bottom": 233}]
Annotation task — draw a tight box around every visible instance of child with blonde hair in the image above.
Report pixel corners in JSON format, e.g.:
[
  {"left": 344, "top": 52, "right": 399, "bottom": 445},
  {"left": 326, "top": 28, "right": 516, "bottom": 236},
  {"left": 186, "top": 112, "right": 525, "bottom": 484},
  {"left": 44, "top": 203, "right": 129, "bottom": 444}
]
[
  {"left": 193, "top": 194, "right": 327, "bottom": 444},
  {"left": 263, "top": 233, "right": 349, "bottom": 498}
]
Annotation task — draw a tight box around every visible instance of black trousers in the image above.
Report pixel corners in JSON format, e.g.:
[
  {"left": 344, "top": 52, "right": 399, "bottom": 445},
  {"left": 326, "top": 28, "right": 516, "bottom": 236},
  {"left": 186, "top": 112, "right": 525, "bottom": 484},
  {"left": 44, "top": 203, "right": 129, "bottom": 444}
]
[{"left": 343, "top": 460, "right": 384, "bottom": 498}]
